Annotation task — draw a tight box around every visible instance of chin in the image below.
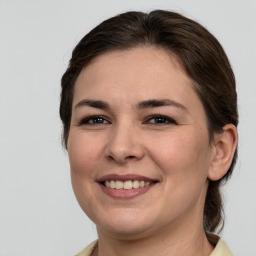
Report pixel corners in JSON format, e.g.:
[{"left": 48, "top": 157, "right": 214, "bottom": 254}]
[
  {"left": 94, "top": 208, "right": 157, "bottom": 239},
  {"left": 99, "top": 222, "right": 155, "bottom": 240}
]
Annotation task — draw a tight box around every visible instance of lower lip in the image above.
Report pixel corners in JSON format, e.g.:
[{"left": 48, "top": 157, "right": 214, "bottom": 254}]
[{"left": 99, "top": 183, "right": 156, "bottom": 199}]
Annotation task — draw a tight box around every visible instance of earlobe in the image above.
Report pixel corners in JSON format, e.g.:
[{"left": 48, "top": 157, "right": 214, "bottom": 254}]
[{"left": 208, "top": 124, "right": 238, "bottom": 181}]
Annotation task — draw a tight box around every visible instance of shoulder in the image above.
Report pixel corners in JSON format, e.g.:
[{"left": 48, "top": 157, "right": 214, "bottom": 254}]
[
  {"left": 75, "top": 237, "right": 233, "bottom": 256},
  {"left": 209, "top": 235, "right": 234, "bottom": 256},
  {"left": 75, "top": 240, "right": 98, "bottom": 256}
]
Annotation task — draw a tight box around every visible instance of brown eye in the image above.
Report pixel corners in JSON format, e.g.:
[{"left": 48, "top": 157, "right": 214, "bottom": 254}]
[
  {"left": 146, "top": 115, "right": 177, "bottom": 125},
  {"left": 80, "top": 115, "right": 110, "bottom": 125}
]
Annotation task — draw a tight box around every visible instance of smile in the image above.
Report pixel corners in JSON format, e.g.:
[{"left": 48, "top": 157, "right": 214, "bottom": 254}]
[
  {"left": 97, "top": 174, "right": 158, "bottom": 199},
  {"left": 104, "top": 180, "right": 152, "bottom": 189}
]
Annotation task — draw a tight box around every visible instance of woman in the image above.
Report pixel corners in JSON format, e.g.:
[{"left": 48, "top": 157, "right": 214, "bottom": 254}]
[{"left": 60, "top": 10, "right": 238, "bottom": 256}]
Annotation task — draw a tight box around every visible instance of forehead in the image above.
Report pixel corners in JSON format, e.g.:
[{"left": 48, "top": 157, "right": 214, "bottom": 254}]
[
  {"left": 75, "top": 47, "right": 189, "bottom": 93},
  {"left": 73, "top": 47, "right": 203, "bottom": 113},
  {"left": 87, "top": 46, "right": 184, "bottom": 71}
]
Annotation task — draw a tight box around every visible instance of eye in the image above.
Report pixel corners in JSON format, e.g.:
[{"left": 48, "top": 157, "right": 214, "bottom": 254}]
[
  {"left": 145, "top": 115, "right": 177, "bottom": 125},
  {"left": 79, "top": 115, "right": 110, "bottom": 125}
]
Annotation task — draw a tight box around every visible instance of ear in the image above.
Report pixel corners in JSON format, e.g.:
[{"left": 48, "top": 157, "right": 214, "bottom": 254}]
[{"left": 208, "top": 124, "right": 238, "bottom": 181}]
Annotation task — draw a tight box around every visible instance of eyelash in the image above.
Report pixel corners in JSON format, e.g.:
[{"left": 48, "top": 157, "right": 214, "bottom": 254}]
[
  {"left": 79, "top": 115, "right": 110, "bottom": 125},
  {"left": 78, "top": 115, "right": 177, "bottom": 126},
  {"left": 144, "top": 115, "right": 177, "bottom": 125}
]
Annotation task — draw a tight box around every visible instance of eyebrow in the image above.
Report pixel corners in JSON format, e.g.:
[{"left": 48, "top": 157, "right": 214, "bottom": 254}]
[
  {"left": 74, "top": 98, "right": 187, "bottom": 112},
  {"left": 137, "top": 99, "right": 187, "bottom": 111},
  {"left": 74, "top": 99, "right": 110, "bottom": 110}
]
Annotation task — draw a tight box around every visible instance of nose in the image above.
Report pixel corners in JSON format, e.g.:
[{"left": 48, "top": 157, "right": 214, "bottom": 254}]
[{"left": 105, "top": 122, "right": 145, "bottom": 164}]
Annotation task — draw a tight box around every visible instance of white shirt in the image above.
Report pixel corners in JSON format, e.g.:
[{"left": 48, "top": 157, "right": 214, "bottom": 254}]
[{"left": 75, "top": 237, "right": 234, "bottom": 256}]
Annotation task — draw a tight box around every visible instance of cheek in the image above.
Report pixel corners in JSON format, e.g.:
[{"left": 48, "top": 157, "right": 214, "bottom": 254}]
[
  {"left": 67, "top": 132, "right": 105, "bottom": 178},
  {"left": 147, "top": 129, "right": 211, "bottom": 180},
  {"left": 147, "top": 130, "right": 211, "bottom": 214},
  {"left": 67, "top": 132, "right": 105, "bottom": 215}
]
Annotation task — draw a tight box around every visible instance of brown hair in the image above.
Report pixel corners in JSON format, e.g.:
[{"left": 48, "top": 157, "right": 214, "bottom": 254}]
[{"left": 60, "top": 10, "right": 238, "bottom": 234}]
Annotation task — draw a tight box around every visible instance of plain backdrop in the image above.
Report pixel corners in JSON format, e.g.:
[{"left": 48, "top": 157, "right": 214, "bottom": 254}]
[{"left": 0, "top": 0, "right": 255, "bottom": 255}]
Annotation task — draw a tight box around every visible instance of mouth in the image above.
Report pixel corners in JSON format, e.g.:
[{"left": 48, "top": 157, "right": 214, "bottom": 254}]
[
  {"left": 97, "top": 174, "right": 159, "bottom": 199},
  {"left": 103, "top": 180, "right": 154, "bottom": 189}
]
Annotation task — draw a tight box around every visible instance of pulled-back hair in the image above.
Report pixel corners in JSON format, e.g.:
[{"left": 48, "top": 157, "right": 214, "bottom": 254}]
[{"left": 60, "top": 10, "right": 238, "bottom": 234}]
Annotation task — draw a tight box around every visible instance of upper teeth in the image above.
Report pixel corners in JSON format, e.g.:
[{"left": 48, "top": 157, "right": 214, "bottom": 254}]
[{"left": 104, "top": 180, "right": 152, "bottom": 189}]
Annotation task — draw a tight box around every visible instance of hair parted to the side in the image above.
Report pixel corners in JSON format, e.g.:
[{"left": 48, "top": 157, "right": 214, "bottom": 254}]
[{"left": 60, "top": 10, "right": 238, "bottom": 234}]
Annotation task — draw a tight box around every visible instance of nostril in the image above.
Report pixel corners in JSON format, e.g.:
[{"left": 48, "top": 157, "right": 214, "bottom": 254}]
[
  {"left": 105, "top": 140, "right": 144, "bottom": 163},
  {"left": 107, "top": 155, "right": 115, "bottom": 161},
  {"left": 127, "top": 155, "right": 137, "bottom": 160},
  {"left": 106, "top": 154, "right": 137, "bottom": 164}
]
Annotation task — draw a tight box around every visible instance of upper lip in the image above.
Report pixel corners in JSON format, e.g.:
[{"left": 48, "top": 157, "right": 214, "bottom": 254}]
[{"left": 96, "top": 174, "right": 158, "bottom": 183}]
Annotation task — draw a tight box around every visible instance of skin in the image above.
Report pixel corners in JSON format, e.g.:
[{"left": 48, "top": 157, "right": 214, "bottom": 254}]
[{"left": 67, "top": 47, "right": 237, "bottom": 256}]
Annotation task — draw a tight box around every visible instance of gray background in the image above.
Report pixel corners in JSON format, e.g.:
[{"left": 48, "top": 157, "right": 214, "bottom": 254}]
[{"left": 0, "top": 0, "right": 255, "bottom": 255}]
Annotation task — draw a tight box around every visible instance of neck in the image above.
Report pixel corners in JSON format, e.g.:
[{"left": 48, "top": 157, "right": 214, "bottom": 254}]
[{"left": 96, "top": 219, "right": 214, "bottom": 256}]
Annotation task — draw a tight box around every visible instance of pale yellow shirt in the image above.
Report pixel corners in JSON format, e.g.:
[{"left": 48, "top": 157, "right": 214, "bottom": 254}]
[{"left": 75, "top": 238, "right": 233, "bottom": 256}]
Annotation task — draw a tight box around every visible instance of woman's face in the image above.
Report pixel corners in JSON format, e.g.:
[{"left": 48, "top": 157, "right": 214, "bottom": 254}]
[{"left": 68, "top": 47, "right": 214, "bottom": 239}]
